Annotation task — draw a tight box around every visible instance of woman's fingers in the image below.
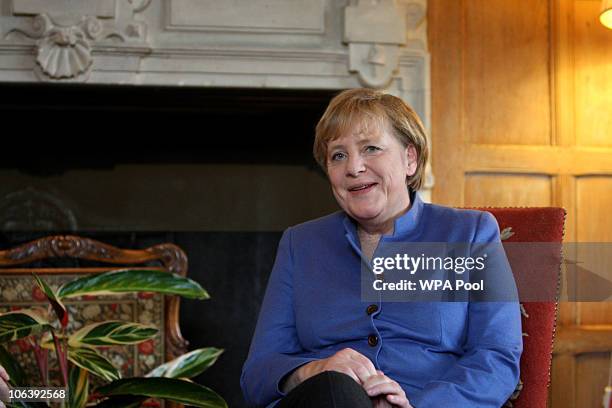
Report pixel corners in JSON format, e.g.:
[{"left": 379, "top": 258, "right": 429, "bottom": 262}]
[
  {"left": 324, "top": 348, "right": 376, "bottom": 385},
  {"left": 362, "top": 371, "right": 396, "bottom": 391},
  {"left": 354, "top": 363, "right": 376, "bottom": 384},
  {"left": 366, "top": 381, "right": 403, "bottom": 397},
  {"left": 385, "top": 393, "right": 412, "bottom": 408},
  {"left": 331, "top": 361, "right": 372, "bottom": 385},
  {"left": 0, "top": 365, "right": 9, "bottom": 405},
  {"left": 372, "top": 396, "right": 393, "bottom": 408},
  {"left": 0, "top": 366, "right": 8, "bottom": 382},
  {"left": 315, "top": 347, "right": 412, "bottom": 408},
  {"left": 345, "top": 348, "right": 377, "bottom": 384},
  {"left": 318, "top": 350, "right": 412, "bottom": 408},
  {"left": 333, "top": 366, "right": 361, "bottom": 384},
  {"left": 360, "top": 370, "right": 386, "bottom": 386},
  {"left": 349, "top": 350, "right": 377, "bottom": 374},
  {"left": 317, "top": 348, "right": 411, "bottom": 408},
  {"left": 363, "top": 372, "right": 412, "bottom": 408},
  {"left": 0, "top": 376, "right": 10, "bottom": 404}
]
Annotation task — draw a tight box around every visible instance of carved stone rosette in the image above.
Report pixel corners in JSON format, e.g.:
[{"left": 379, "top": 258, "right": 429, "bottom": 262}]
[{"left": 0, "top": 187, "right": 77, "bottom": 232}]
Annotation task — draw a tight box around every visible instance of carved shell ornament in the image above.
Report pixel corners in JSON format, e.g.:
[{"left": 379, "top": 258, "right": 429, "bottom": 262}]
[
  {"left": 36, "top": 25, "right": 92, "bottom": 79},
  {"left": 7, "top": 13, "right": 108, "bottom": 81}
]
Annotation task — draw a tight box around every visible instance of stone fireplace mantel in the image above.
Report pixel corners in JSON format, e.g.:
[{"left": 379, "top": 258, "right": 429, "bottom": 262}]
[{"left": 0, "top": 0, "right": 432, "bottom": 196}]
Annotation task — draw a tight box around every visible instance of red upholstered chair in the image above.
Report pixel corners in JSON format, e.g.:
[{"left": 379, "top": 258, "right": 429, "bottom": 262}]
[{"left": 473, "top": 207, "right": 566, "bottom": 408}]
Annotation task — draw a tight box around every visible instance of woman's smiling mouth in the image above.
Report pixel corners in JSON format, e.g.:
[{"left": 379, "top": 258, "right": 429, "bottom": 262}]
[{"left": 348, "top": 183, "right": 378, "bottom": 194}]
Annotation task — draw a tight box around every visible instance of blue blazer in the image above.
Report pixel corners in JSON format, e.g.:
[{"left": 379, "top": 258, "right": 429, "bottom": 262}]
[{"left": 241, "top": 192, "right": 522, "bottom": 407}]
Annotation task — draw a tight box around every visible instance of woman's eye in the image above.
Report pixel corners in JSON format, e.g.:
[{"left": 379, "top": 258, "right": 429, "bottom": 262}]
[
  {"left": 365, "top": 146, "right": 381, "bottom": 153},
  {"left": 331, "top": 152, "right": 346, "bottom": 161}
]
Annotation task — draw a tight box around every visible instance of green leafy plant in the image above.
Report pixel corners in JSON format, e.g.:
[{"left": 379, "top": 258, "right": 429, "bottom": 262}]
[{"left": 0, "top": 269, "right": 227, "bottom": 408}]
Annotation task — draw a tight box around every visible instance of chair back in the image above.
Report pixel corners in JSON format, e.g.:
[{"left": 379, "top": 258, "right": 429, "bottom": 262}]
[
  {"left": 0, "top": 235, "right": 190, "bottom": 380},
  {"left": 475, "top": 207, "right": 566, "bottom": 408}
]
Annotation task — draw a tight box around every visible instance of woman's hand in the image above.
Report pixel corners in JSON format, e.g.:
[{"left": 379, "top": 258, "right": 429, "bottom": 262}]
[
  {"left": 372, "top": 396, "right": 394, "bottom": 408},
  {"left": 282, "top": 348, "right": 377, "bottom": 393},
  {"left": 0, "top": 365, "right": 10, "bottom": 408},
  {"left": 300, "top": 348, "right": 378, "bottom": 385},
  {"left": 282, "top": 349, "right": 412, "bottom": 408},
  {"left": 363, "top": 370, "right": 413, "bottom": 408}
]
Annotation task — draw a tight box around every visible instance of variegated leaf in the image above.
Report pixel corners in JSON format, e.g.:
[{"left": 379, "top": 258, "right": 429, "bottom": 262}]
[
  {"left": 146, "top": 348, "right": 223, "bottom": 379},
  {"left": 68, "top": 365, "right": 89, "bottom": 408},
  {"left": 95, "top": 378, "right": 227, "bottom": 408},
  {"left": 33, "top": 274, "right": 68, "bottom": 327},
  {"left": 58, "top": 269, "right": 209, "bottom": 300},
  {"left": 39, "top": 332, "right": 67, "bottom": 351},
  {"left": 0, "top": 309, "right": 51, "bottom": 344},
  {"left": 69, "top": 321, "right": 158, "bottom": 348},
  {"left": 0, "top": 344, "right": 26, "bottom": 386},
  {"left": 68, "top": 347, "right": 121, "bottom": 382}
]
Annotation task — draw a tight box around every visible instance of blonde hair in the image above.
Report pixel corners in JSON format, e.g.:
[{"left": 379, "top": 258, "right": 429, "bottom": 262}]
[{"left": 313, "top": 88, "right": 429, "bottom": 191}]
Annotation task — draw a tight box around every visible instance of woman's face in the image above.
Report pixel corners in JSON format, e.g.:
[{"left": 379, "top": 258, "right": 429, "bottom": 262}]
[{"left": 326, "top": 121, "right": 417, "bottom": 230}]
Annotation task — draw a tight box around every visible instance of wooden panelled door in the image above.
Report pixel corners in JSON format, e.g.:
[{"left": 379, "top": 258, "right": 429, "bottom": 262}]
[{"left": 428, "top": 0, "right": 612, "bottom": 406}]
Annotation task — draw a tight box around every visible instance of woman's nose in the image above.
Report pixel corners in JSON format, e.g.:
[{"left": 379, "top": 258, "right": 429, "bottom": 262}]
[{"left": 346, "top": 154, "right": 366, "bottom": 176}]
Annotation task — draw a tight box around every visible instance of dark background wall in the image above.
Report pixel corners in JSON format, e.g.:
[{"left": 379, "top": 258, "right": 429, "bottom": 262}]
[
  {"left": 177, "top": 232, "right": 282, "bottom": 408},
  {"left": 0, "top": 83, "right": 340, "bottom": 231}
]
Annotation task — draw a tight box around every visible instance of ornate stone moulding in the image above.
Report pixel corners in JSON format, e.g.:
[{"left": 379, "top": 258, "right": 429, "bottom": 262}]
[
  {"left": 2, "top": 0, "right": 151, "bottom": 82},
  {"left": 344, "top": 0, "right": 426, "bottom": 88}
]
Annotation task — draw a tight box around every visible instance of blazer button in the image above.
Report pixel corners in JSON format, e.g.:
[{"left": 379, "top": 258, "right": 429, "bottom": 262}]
[
  {"left": 368, "top": 334, "right": 378, "bottom": 347},
  {"left": 366, "top": 304, "right": 379, "bottom": 315}
]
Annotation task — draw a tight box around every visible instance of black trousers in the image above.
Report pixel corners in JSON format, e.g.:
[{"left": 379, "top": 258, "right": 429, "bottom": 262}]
[{"left": 277, "top": 371, "right": 373, "bottom": 408}]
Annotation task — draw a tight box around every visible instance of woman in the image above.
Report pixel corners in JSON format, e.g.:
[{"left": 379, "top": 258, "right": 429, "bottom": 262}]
[
  {"left": 240, "top": 88, "right": 522, "bottom": 408},
  {"left": 0, "top": 366, "right": 8, "bottom": 408}
]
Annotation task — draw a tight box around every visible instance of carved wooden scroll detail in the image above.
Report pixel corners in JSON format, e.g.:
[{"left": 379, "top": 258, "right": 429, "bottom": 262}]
[{"left": 0, "top": 235, "right": 189, "bottom": 360}]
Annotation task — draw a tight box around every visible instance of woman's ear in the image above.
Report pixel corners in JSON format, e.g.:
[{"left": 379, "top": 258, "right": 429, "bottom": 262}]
[{"left": 406, "top": 145, "right": 418, "bottom": 176}]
